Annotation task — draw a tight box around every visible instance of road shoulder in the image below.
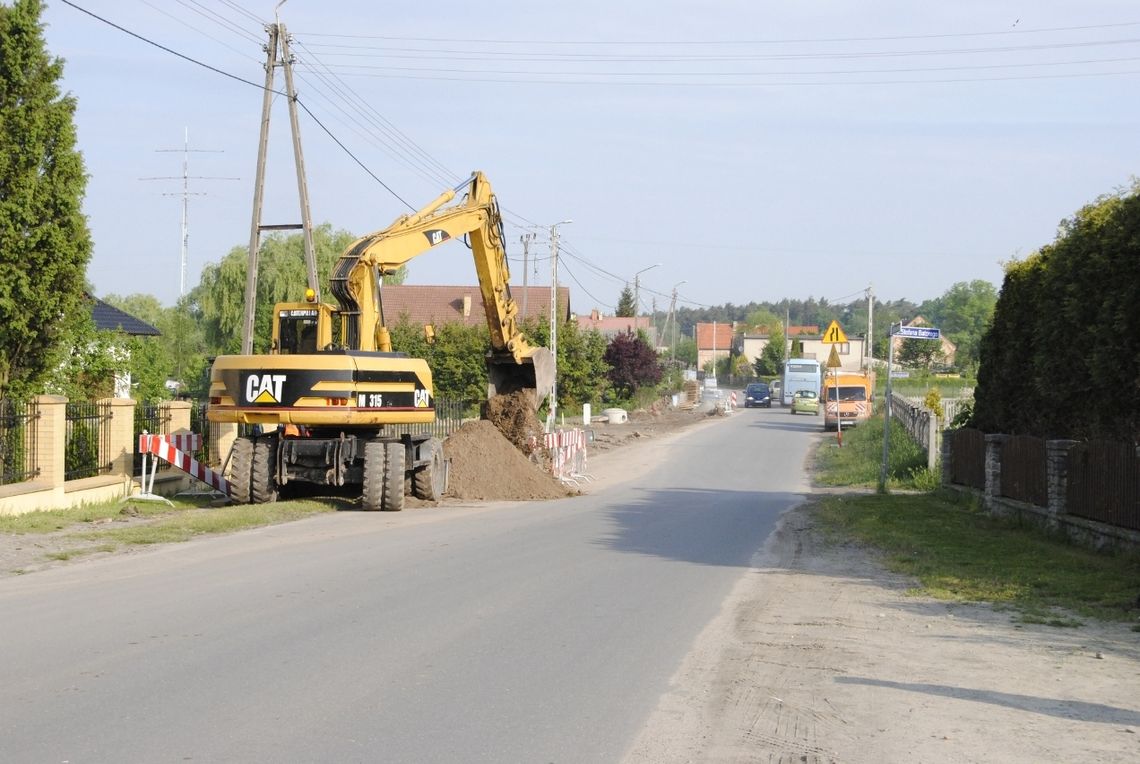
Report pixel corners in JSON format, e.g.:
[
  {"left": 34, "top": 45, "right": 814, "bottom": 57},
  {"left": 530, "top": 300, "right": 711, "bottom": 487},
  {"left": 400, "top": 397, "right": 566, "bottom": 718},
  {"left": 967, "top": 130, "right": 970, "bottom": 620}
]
[{"left": 624, "top": 500, "right": 1140, "bottom": 763}]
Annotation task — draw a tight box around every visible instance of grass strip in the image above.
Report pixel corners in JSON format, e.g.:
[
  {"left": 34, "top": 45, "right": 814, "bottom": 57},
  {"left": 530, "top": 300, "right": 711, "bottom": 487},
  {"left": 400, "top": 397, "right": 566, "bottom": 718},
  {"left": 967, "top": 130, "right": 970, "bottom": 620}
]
[
  {"left": 812, "top": 493, "right": 1140, "bottom": 627},
  {"left": 0, "top": 499, "right": 183, "bottom": 534},
  {"left": 813, "top": 411, "right": 936, "bottom": 490},
  {"left": 76, "top": 501, "right": 335, "bottom": 545}
]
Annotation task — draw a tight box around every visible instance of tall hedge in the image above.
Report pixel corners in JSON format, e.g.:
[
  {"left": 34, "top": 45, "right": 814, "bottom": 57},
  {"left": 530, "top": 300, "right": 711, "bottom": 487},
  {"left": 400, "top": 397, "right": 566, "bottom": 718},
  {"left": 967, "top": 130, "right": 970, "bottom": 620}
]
[{"left": 972, "top": 183, "right": 1140, "bottom": 441}]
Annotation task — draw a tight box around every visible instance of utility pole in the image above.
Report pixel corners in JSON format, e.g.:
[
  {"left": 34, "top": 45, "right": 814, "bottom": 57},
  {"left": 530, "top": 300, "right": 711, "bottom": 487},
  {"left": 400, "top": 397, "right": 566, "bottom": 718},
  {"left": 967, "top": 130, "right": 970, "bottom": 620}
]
[
  {"left": 519, "top": 232, "right": 535, "bottom": 319},
  {"left": 141, "top": 128, "right": 238, "bottom": 298},
  {"left": 548, "top": 221, "right": 572, "bottom": 430},
  {"left": 866, "top": 284, "right": 875, "bottom": 365},
  {"left": 241, "top": 19, "right": 320, "bottom": 354}
]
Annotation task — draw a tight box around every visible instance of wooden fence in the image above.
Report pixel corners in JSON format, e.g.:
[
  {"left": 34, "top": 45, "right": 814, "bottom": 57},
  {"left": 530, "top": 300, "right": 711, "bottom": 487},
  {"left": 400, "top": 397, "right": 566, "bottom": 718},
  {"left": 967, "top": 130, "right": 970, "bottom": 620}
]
[
  {"left": 1000, "top": 435, "right": 1047, "bottom": 507},
  {"left": 948, "top": 428, "right": 985, "bottom": 491},
  {"left": 1067, "top": 440, "right": 1140, "bottom": 531}
]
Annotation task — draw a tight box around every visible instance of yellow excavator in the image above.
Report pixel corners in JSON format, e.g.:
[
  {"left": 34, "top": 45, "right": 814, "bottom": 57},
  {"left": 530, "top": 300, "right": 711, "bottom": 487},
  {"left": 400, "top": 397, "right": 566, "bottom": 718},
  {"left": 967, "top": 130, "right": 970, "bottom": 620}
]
[{"left": 207, "top": 172, "right": 554, "bottom": 510}]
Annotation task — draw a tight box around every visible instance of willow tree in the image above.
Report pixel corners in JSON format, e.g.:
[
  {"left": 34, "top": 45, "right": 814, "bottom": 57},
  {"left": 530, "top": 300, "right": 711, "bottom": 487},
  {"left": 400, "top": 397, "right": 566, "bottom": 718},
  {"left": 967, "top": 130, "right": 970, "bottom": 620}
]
[{"left": 0, "top": 0, "right": 92, "bottom": 400}]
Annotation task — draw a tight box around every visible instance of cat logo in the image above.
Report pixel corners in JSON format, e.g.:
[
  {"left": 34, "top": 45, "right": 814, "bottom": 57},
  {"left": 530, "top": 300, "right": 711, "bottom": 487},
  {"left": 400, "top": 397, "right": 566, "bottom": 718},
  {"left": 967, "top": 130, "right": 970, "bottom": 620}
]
[
  {"left": 423, "top": 229, "right": 450, "bottom": 247},
  {"left": 413, "top": 388, "right": 430, "bottom": 408},
  {"left": 245, "top": 374, "right": 286, "bottom": 404}
]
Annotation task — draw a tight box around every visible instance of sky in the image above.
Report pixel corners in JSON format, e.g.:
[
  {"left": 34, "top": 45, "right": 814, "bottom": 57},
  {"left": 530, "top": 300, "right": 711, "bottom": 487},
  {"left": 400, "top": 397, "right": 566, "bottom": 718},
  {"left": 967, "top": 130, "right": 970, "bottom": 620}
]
[{"left": 39, "top": 0, "right": 1140, "bottom": 316}]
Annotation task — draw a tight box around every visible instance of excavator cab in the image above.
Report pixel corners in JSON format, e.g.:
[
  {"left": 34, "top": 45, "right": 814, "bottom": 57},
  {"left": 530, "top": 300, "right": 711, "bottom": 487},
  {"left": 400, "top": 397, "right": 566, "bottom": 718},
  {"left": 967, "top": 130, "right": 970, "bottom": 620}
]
[{"left": 271, "top": 297, "right": 336, "bottom": 355}]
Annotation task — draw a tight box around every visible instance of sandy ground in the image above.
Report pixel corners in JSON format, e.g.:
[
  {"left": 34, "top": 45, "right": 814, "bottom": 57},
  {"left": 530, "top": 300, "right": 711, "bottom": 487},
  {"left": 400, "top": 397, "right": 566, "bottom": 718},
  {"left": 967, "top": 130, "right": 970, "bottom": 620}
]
[
  {"left": 3, "top": 402, "right": 1138, "bottom": 764},
  {"left": 619, "top": 452, "right": 1140, "bottom": 763}
]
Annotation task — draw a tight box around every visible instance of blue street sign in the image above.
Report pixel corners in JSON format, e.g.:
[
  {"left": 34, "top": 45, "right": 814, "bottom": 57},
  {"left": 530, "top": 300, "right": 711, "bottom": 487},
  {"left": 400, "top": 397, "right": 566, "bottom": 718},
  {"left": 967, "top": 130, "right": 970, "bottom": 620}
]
[{"left": 895, "top": 326, "right": 941, "bottom": 340}]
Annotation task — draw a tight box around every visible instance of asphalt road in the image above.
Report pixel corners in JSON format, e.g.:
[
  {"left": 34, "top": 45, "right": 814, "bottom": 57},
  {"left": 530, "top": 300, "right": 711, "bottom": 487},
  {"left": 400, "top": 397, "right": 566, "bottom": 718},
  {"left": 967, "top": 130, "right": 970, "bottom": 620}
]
[{"left": 0, "top": 404, "right": 820, "bottom": 763}]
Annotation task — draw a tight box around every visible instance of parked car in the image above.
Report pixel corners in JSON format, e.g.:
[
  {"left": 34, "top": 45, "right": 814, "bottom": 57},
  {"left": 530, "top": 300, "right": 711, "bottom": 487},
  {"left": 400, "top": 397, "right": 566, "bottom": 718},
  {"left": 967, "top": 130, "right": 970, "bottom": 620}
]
[
  {"left": 769, "top": 379, "right": 782, "bottom": 404},
  {"left": 744, "top": 382, "right": 772, "bottom": 408},
  {"left": 790, "top": 389, "right": 820, "bottom": 415}
]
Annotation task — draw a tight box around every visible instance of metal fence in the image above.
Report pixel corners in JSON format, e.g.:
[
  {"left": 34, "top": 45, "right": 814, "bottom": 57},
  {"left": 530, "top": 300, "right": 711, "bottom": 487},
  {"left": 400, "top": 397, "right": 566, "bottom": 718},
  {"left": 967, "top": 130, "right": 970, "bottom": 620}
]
[
  {"left": 0, "top": 399, "right": 39, "bottom": 486},
  {"left": 64, "top": 401, "right": 112, "bottom": 481},
  {"left": 1000, "top": 435, "right": 1047, "bottom": 507},
  {"left": 948, "top": 427, "right": 986, "bottom": 491},
  {"left": 1067, "top": 440, "right": 1140, "bottom": 531},
  {"left": 399, "top": 397, "right": 478, "bottom": 439},
  {"left": 892, "top": 394, "right": 934, "bottom": 450},
  {"left": 134, "top": 401, "right": 172, "bottom": 476}
]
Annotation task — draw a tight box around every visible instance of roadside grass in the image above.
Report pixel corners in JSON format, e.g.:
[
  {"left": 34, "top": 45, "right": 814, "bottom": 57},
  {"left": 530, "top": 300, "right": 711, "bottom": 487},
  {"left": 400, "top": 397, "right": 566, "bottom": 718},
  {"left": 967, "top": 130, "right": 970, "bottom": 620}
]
[
  {"left": 0, "top": 499, "right": 184, "bottom": 534},
  {"left": 74, "top": 501, "right": 336, "bottom": 545},
  {"left": 813, "top": 411, "right": 932, "bottom": 491},
  {"left": 813, "top": 493, "right": 1140, "bottom": 626},
  {"left": 1, "top": 496, "right": 338, "bottom": 552}
]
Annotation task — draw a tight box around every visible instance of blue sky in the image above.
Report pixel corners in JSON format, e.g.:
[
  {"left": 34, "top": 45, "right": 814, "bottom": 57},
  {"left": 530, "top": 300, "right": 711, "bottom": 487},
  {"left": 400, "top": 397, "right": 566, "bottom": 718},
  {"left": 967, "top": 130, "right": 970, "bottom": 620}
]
[{"left": 41, "top": 1, "right": 1140, "bottom": 314}]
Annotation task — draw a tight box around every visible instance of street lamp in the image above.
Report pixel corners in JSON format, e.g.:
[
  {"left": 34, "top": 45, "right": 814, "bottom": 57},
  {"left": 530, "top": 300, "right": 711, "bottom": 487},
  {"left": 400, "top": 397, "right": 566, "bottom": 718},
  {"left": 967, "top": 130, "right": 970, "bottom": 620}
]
[
  {"left": 548, "top": 219, "right": 572, "bottom": 431},
  {"left": 633, "top": 262, "right": 662, "bottom": 325}
]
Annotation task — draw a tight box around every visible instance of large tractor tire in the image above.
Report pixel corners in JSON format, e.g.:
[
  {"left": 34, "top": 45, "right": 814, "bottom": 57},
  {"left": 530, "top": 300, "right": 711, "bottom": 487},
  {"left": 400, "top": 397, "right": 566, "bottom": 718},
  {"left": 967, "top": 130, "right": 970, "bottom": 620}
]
[
  {"left": 412, "top": 438, "right": 447, "bottom": 501},
  {"left": 382, "top": 442, "right": 406, "bottom": 512},
  {"left": 229, "top": 437, "right": 254, "bottom": 504},
  {"left": 251, "top": 438, "right": 278, "bottom": 504},
  {"left": 362, "top": 440, "right": 385, "bottom": 511}
]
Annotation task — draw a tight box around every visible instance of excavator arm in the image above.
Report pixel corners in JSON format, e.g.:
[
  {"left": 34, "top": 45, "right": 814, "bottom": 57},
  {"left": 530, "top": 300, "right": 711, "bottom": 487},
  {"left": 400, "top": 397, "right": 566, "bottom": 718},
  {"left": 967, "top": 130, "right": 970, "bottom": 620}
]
[{"left": 332, "top": 171, "right": 553, "bottom": 406}]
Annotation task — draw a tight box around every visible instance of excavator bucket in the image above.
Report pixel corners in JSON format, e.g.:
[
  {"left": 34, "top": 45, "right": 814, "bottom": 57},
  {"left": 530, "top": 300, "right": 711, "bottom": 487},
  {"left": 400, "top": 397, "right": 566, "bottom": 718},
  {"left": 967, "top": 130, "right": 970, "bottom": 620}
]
[{"left": 486, "top": 347, "right": 555, "bottom": 411}]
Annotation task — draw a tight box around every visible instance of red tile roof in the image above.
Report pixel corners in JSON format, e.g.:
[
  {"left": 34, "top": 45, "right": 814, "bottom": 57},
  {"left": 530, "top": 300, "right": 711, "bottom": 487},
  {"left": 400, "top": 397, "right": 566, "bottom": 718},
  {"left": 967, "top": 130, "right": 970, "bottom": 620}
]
[{"left": 378, "top": 285, "right": 569, "bottom": 328}]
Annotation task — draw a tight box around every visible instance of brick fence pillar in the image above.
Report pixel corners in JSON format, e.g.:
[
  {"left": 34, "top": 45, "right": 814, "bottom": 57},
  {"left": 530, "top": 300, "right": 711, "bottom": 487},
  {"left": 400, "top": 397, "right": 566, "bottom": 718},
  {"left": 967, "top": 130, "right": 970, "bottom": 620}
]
[
  {"left": 102, "top": 398, "right": 137, "bottom": 478},
  {"left": 1045, "top": 439, "right": 1079, "bottom": 525},
  {"left": 34, "top": 395, "right": 67, "bottom": 489},
  {"left": 984, "top": 433, "right": 1009, "bottom": 509},
  {"left": 166, "top": 400, "right": 191, "bottom": 437}
]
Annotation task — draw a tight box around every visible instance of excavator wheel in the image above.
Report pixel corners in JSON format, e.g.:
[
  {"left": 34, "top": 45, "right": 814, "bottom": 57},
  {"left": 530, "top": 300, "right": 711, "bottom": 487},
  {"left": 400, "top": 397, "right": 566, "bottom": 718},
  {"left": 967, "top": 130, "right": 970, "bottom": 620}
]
[
  {"left": 413, "top": 438, "right": 447, "bottom": 501},
  {"left": 251, "top": 438, "right": 279, "bottom": 504},
  {"left": 382, "top": 442, "right": 406, "bottom": 512},
  {"left": 362, "top": 440, "right": 385, "bottom": 511},
  {"left": 229, "top": 437, "right": 254, "bottom": 504}
]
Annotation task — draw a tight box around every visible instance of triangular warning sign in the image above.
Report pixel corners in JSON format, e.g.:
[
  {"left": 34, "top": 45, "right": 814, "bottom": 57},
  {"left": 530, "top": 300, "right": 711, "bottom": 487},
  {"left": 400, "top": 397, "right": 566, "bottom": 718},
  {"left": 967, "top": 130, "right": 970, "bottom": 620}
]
[
  {"left": 823, "top": 319, "right": 848, "bottom": 344},
  {"left": 826, "top": 345, "right": 842, "bottom": 368}
]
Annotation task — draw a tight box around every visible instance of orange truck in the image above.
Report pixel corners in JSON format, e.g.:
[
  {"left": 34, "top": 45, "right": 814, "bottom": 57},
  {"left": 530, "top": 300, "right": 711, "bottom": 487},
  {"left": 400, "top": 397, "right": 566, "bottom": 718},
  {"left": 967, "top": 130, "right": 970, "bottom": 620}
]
[{"left": 822, "top": 371, "right": 874, "bottom": 430}]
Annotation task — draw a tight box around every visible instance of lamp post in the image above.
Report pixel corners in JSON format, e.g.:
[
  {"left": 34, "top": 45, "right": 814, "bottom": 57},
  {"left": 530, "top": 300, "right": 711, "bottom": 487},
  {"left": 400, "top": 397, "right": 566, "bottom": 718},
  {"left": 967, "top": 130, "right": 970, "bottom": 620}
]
[
  {"left": 633, "top": 263, "right": 662, "bottom": 333},
  {"left": 548, "top": 219, "right": 572, "bottom": 430}
]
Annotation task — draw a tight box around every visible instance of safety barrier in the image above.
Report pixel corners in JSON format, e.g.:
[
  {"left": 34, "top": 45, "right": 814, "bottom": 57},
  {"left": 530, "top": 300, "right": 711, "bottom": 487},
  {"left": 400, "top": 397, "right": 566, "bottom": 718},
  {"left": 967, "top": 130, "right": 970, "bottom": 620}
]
[
  {"left": 538, "top": 428, "right": 593, "bottom": 486},
  {"left": 137, "top": 432, "right": 231, "bottom": 502}
]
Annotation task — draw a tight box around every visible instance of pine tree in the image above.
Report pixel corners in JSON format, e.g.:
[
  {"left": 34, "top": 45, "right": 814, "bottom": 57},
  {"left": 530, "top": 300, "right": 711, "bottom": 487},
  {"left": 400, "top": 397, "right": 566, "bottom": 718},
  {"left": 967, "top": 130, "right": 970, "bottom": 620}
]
[
  {"left": 0, "top": 0, "right": 92, "bottom": 400},
  {"left": 615, "top": 285, "right": 636, "bottom": 317}
]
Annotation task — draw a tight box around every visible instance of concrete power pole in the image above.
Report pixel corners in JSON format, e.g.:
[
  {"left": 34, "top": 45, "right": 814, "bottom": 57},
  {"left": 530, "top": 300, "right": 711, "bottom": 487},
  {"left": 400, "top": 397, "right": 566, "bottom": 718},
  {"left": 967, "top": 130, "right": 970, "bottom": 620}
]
[
  {"left": 866, "top": 284, "right": 874, "bottom": 365},
  {"left": 241, "top": 21, "right": 320, "bottom": 354},
  {"left": 519, "top": 232, "right": 535, "bottom": 319}
]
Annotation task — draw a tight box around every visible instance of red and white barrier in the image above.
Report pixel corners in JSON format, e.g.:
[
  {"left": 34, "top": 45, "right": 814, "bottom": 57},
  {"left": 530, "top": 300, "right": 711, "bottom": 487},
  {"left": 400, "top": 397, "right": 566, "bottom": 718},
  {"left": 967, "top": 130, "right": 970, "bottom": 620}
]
[
  {"left": 137, "top": 432, "right": 230, "bottom": 498},
  {"left": 533, "top": 427, "right": 592, "bottom": 485}
]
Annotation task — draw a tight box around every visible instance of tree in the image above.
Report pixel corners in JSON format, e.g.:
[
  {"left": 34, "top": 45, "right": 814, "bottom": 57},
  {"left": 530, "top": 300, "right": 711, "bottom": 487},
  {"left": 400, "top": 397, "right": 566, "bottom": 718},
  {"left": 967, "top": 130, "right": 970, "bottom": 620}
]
[
  {"left": 191, "top": 224, "right": 364, "bottom": 355},
  {"left": 0, "top": 0, "right": 92, "bottom": 401},
  {"left": 919, "top": 279, "right": 998, "bottom": 372},
  {"left": 753, "top": 325, "right": 786, "bottom": 376},
  {"left": 604, "top": 331, "right": 662, "bottom": 398},
  {"left": 897, "top": 338, "right": 944, "bottom": 369},
  {"left": 615, "top": 285, "right": 636, "bottom": 317},
  {"left": 744, "top": 308, "right": 781, "bottom": 333}
]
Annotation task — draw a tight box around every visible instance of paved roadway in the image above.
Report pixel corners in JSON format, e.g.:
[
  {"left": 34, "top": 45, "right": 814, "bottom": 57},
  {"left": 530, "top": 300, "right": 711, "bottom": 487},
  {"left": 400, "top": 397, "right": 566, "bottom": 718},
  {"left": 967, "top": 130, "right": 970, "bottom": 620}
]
[{"left": 0, "top": 404, "right": 820, "bottom": 762}]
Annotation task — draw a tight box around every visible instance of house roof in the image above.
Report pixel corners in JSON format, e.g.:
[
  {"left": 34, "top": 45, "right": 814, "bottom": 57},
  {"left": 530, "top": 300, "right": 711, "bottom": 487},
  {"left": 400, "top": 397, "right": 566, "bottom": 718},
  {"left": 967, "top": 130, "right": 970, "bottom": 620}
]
[
  {"left": 695, "top": 322, "right": 736, "bottom": 350},
  {"left": 91, "top": 297, "right": 160, "bottom": 336},
  {"left": 576, "top": 313, "right": 652, "bottom": 335},
  {"left": 379, "top": 285, "right": 569, "bottom": 328}
]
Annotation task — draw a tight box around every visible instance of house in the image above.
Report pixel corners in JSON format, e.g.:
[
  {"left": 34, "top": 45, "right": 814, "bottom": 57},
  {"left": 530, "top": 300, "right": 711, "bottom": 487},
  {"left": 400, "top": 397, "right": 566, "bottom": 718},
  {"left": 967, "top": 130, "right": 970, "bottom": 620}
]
[
  {"left": 89, "top": 296, "right": 160, "bottom": 399},
  {"left": 575, "top": 310, "right": 657, "bottom": 346},
  {"left": 741, "top": 324, "right": 868, "bottom": 373},
  {"left": 694, "top": 322, "right": 737, "bottom": 371},
  {"left": 377, "top": 285, "right": 570, "bottom": 328},
  {"left": 891, "top": 315, "right": 957, "bottom": 366}
]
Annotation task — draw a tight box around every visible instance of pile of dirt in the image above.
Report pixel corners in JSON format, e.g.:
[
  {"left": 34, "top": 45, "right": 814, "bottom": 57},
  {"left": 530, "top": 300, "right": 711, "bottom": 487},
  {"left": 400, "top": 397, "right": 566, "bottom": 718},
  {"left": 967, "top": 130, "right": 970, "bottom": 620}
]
[
  {"left": 443, "top": 420, "right": 571, "bottom": 501},
  {"left": 483, "top": 390, "right": 545, "bottom": 455}
]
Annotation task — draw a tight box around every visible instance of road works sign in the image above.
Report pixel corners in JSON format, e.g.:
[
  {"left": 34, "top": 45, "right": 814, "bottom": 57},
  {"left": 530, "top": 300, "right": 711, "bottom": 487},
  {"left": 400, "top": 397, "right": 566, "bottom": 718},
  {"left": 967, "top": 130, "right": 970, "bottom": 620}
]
[
  {"left": 822, "top": 320, "right": 848, "bottom": 344},
  {"left": 826, "top": 345, "right": 842, "bottom": 368},
  {"left": 895, "top": 325, "right": 941, "bottom": 340}
]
